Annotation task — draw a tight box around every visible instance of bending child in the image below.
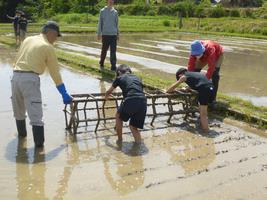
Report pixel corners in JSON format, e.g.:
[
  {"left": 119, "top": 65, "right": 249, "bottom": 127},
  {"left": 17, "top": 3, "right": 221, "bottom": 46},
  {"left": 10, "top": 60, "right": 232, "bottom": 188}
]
[
  {"left": 105, "top": 64, "right": 147, "bottom": 144},
  {"left": 166, "top": 68, "right": 214, "bottom": 132}
]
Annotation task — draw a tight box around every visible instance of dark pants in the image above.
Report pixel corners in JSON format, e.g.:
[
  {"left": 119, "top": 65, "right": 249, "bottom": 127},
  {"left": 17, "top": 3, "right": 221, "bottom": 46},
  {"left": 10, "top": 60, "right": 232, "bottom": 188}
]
[
  {"left": 99, "top": 35, "right": 117, "bottom": 69},
  {"left": 194, "top": 68, "right": 220, "bottom": 101},
  {"left": 194, "top": 54, "right": 223, "bottom": 101},
  {"left": 118, "top": 98, "right": 147, "bottom": 129}
]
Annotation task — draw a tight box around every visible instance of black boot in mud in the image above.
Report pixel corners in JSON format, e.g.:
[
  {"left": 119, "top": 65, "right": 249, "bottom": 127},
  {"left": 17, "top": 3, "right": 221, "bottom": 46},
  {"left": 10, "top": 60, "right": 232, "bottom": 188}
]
[
  {"left": 16, "top": 120, "right": 27, "bottom": 138},
  {"left": 32, "top": 126, "right": 44, "bottom": 148},
  {"left": 110, "top": 65, "right": 117, "bottom": 71}
]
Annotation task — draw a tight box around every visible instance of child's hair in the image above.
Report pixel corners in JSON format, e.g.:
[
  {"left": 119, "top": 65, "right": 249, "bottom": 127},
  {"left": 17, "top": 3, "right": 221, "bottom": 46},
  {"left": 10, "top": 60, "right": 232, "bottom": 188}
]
[
  {"left": 116, "top": 64, "right": 132, "bottom": 77},
  {"left": 176, "top": 68, "right": 187, "bottom": 81}
]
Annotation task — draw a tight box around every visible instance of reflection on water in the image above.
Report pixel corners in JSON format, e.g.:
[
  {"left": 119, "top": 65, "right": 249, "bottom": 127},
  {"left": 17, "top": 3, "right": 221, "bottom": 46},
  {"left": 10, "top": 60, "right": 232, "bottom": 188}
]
[
  {"left": 5, "top": 138, "right": 66, "bottom": 200},
  {"left": 15, "top": 139, "right": 48, "bottom": 200},
  {"left": 103, "top": 139, "right": 147, "bottom": 195},
  {"left": 99, "top": 81, "right": 146, "bottom": 195},
  {"left": 165, "top": 131, "right": 215, "bottom": 175}
]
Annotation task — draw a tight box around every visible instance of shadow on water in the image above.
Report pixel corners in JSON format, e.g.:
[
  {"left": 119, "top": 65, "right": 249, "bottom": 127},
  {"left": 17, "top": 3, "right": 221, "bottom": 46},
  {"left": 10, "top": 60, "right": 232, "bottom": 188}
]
[
  {"left": 5, "top": 138, "right": 66, "bottom": 163},
  {"left": 56, "top": 133, "right": 147, "bottom": 196}
]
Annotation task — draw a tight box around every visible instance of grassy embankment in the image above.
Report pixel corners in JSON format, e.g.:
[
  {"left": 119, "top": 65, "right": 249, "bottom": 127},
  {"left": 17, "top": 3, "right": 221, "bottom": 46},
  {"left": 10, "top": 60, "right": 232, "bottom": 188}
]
[{"left": 1, "top": 15, "right": 267, "bottom": 39}]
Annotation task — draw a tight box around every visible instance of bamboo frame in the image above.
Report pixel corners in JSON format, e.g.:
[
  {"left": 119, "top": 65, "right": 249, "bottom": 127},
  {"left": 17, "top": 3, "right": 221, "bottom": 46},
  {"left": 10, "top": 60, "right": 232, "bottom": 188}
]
[{"left": 63, "top": 90, "right": 198, "bottom": 134}]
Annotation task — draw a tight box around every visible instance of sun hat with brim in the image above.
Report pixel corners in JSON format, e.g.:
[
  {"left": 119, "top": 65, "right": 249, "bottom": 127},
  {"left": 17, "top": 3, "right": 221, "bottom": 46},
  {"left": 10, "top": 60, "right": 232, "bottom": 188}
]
[
  {"left": 191, "top": 40, "right": 205, "bottom": 56},
  {"left": 42, "top": 21, "right": 61, "bottom": 37}
]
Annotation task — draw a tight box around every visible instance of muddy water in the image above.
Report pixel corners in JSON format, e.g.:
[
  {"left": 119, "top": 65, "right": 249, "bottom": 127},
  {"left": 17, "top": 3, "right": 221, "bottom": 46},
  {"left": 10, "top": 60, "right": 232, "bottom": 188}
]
[
  {"left": 59, "top": 33, "right": 267, "bottom": 107},
  {"left": 1, "top": 46, "right": 267, "bottom": 200}
]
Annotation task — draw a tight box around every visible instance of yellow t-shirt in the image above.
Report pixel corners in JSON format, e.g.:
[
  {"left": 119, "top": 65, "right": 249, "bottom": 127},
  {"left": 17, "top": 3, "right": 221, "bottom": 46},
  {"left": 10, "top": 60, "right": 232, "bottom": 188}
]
[{"left": 14, "top": 34, "right": 62, "bottom": 85}]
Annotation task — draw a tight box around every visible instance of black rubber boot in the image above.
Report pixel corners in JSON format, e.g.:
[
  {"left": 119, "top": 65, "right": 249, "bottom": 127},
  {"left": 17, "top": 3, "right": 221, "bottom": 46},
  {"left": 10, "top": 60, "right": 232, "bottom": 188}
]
[
  {"left": 32, "top": 126, "right": 44, "bottom": 148},
  {"left": 16, "top": 120, "right": 27, "bottom": 137}
]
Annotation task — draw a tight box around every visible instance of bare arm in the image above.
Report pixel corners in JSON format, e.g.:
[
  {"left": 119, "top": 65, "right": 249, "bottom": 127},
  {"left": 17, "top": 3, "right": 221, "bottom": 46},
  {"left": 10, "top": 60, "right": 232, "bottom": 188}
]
[
  {"left": 166, "top": 75, "right": 186, "bottom": 93},
  {"left": 105, "top": 86, "right": 115, "bottom": 100},
  {"left": 6, "top": 15, "right": 14, "bottom": 20}
]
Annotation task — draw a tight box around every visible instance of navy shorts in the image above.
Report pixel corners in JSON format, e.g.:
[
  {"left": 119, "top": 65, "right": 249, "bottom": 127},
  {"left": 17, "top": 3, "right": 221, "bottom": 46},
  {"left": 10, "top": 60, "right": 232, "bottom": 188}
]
[
  {"left": 198, "top": 86, "right": 214, "bottom": 105},
  {"left": 118, "top": 98, "right": 147, "bottom": 129}
]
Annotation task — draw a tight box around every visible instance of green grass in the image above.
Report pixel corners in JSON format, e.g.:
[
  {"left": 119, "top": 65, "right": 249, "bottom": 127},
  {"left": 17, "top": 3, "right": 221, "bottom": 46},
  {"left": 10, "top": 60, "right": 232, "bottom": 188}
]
[
  {"left": 0, "top": 35, "right": 17, "bottom": 47},
  {"left": 1, "top": 15, "right": 267, "bottom": 39}
]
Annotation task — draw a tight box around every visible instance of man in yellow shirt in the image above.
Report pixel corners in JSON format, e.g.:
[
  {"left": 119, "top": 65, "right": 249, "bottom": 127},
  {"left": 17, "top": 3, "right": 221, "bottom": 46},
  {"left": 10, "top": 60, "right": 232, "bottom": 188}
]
[{"left": 11, "top": 21, "right": 72, "bottom": 147}]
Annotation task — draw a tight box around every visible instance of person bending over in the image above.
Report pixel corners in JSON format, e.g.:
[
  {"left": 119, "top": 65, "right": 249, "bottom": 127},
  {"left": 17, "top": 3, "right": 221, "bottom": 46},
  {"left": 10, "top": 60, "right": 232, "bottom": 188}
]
[
  {"left": 188, "top": 40, "right": 223, "bottom": 102},
  {"left": 166, "top": 68, "right": 214, "bottom": 132},
  {"left": 105, "top": 64, "right": 147, "bottom": 144}
]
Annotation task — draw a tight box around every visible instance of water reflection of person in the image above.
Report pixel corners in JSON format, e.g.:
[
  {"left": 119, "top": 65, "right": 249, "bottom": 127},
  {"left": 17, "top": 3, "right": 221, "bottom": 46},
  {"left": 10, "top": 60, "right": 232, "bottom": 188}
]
[
  {"left": 165, "top": 132, "right": 215, "bottom": 176},
  {"left": 53, "top": 135, "right": 95, "bottom": 200},
  {"left": 16, "top": 139, "right": 48, "bottom": 200},
  {"left": 99, "top": 80, "right": 147, "bottom": 195},
  {"left": 103, "top": 140, "right": 145, "bottom": 195}
]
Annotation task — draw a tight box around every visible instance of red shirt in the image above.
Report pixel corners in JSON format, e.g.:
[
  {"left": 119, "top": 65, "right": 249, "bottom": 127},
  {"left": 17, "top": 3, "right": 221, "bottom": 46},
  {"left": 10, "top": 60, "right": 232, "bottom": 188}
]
[{"left": 187, "top": 40, "right": 224, "bottom": 79}]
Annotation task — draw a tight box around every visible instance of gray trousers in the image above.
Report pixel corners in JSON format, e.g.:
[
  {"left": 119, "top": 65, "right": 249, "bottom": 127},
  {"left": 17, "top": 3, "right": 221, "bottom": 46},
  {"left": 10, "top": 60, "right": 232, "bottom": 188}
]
[{"left": 11, "top": 72, "right": 44, "bottom": 126}]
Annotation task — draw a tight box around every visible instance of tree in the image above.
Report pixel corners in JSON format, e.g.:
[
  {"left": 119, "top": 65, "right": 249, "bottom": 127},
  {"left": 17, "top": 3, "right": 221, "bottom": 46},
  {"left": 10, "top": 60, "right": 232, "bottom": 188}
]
[
  {"left": 221, "top": 0, "right": 263, "bottom": 7},
  {"left": 0, "top": 0, "right": 23, "bottom": 22}
]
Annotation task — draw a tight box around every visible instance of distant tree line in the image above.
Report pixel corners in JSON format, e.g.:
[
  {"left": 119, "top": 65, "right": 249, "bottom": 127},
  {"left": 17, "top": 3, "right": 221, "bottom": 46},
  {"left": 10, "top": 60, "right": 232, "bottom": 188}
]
[
  {"left": 220, "top": 0, "right": 264, "bottom": 7},
  {"left": 0, "top": 0, "right": 266, "bottom": 22}
]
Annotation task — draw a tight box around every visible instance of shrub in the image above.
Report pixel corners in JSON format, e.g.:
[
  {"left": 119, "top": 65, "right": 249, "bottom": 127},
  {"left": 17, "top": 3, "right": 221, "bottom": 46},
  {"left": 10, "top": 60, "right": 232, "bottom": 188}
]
[
  {"left": 229, "top": 9, "right": 240, "bottom": 17},
  {"left": 51, "top": 13, "right": 92, "bottom": 24},
  {"left": 126, "top": 4, "right": 150, "bottom": 15},
  {"left": 173, "top": 3, "right": 187, "bottom": 17},
  {"left": 163, "top": 20, "right": 171, "bottom": 26},
  {"left": 261, "top": 27, "right": 267, "bottom": 35},
  {"left": 147, "top": 9, "right": 157, "bottom": 16},
  {"left": 158, "top": 5, "right": 172, "bottom": 15},
  {"left": 209, "top": 6, "right": 226, "bottom": 18},
  {"left": 240, "top": 8, "right": 255, "bottom": 18},
  {"left": 116, "top": 5, "right": 125, "bottom": 15}
]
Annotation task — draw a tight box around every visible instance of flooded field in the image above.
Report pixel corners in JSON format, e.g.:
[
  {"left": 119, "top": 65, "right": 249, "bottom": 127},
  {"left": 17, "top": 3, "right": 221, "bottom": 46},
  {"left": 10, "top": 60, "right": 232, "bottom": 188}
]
[
  {"left": 0, "top": 46, "right": 267, "bottom": 200},
  {"left": 59, "top": 32, "right": 267, "bottom": 107}
]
